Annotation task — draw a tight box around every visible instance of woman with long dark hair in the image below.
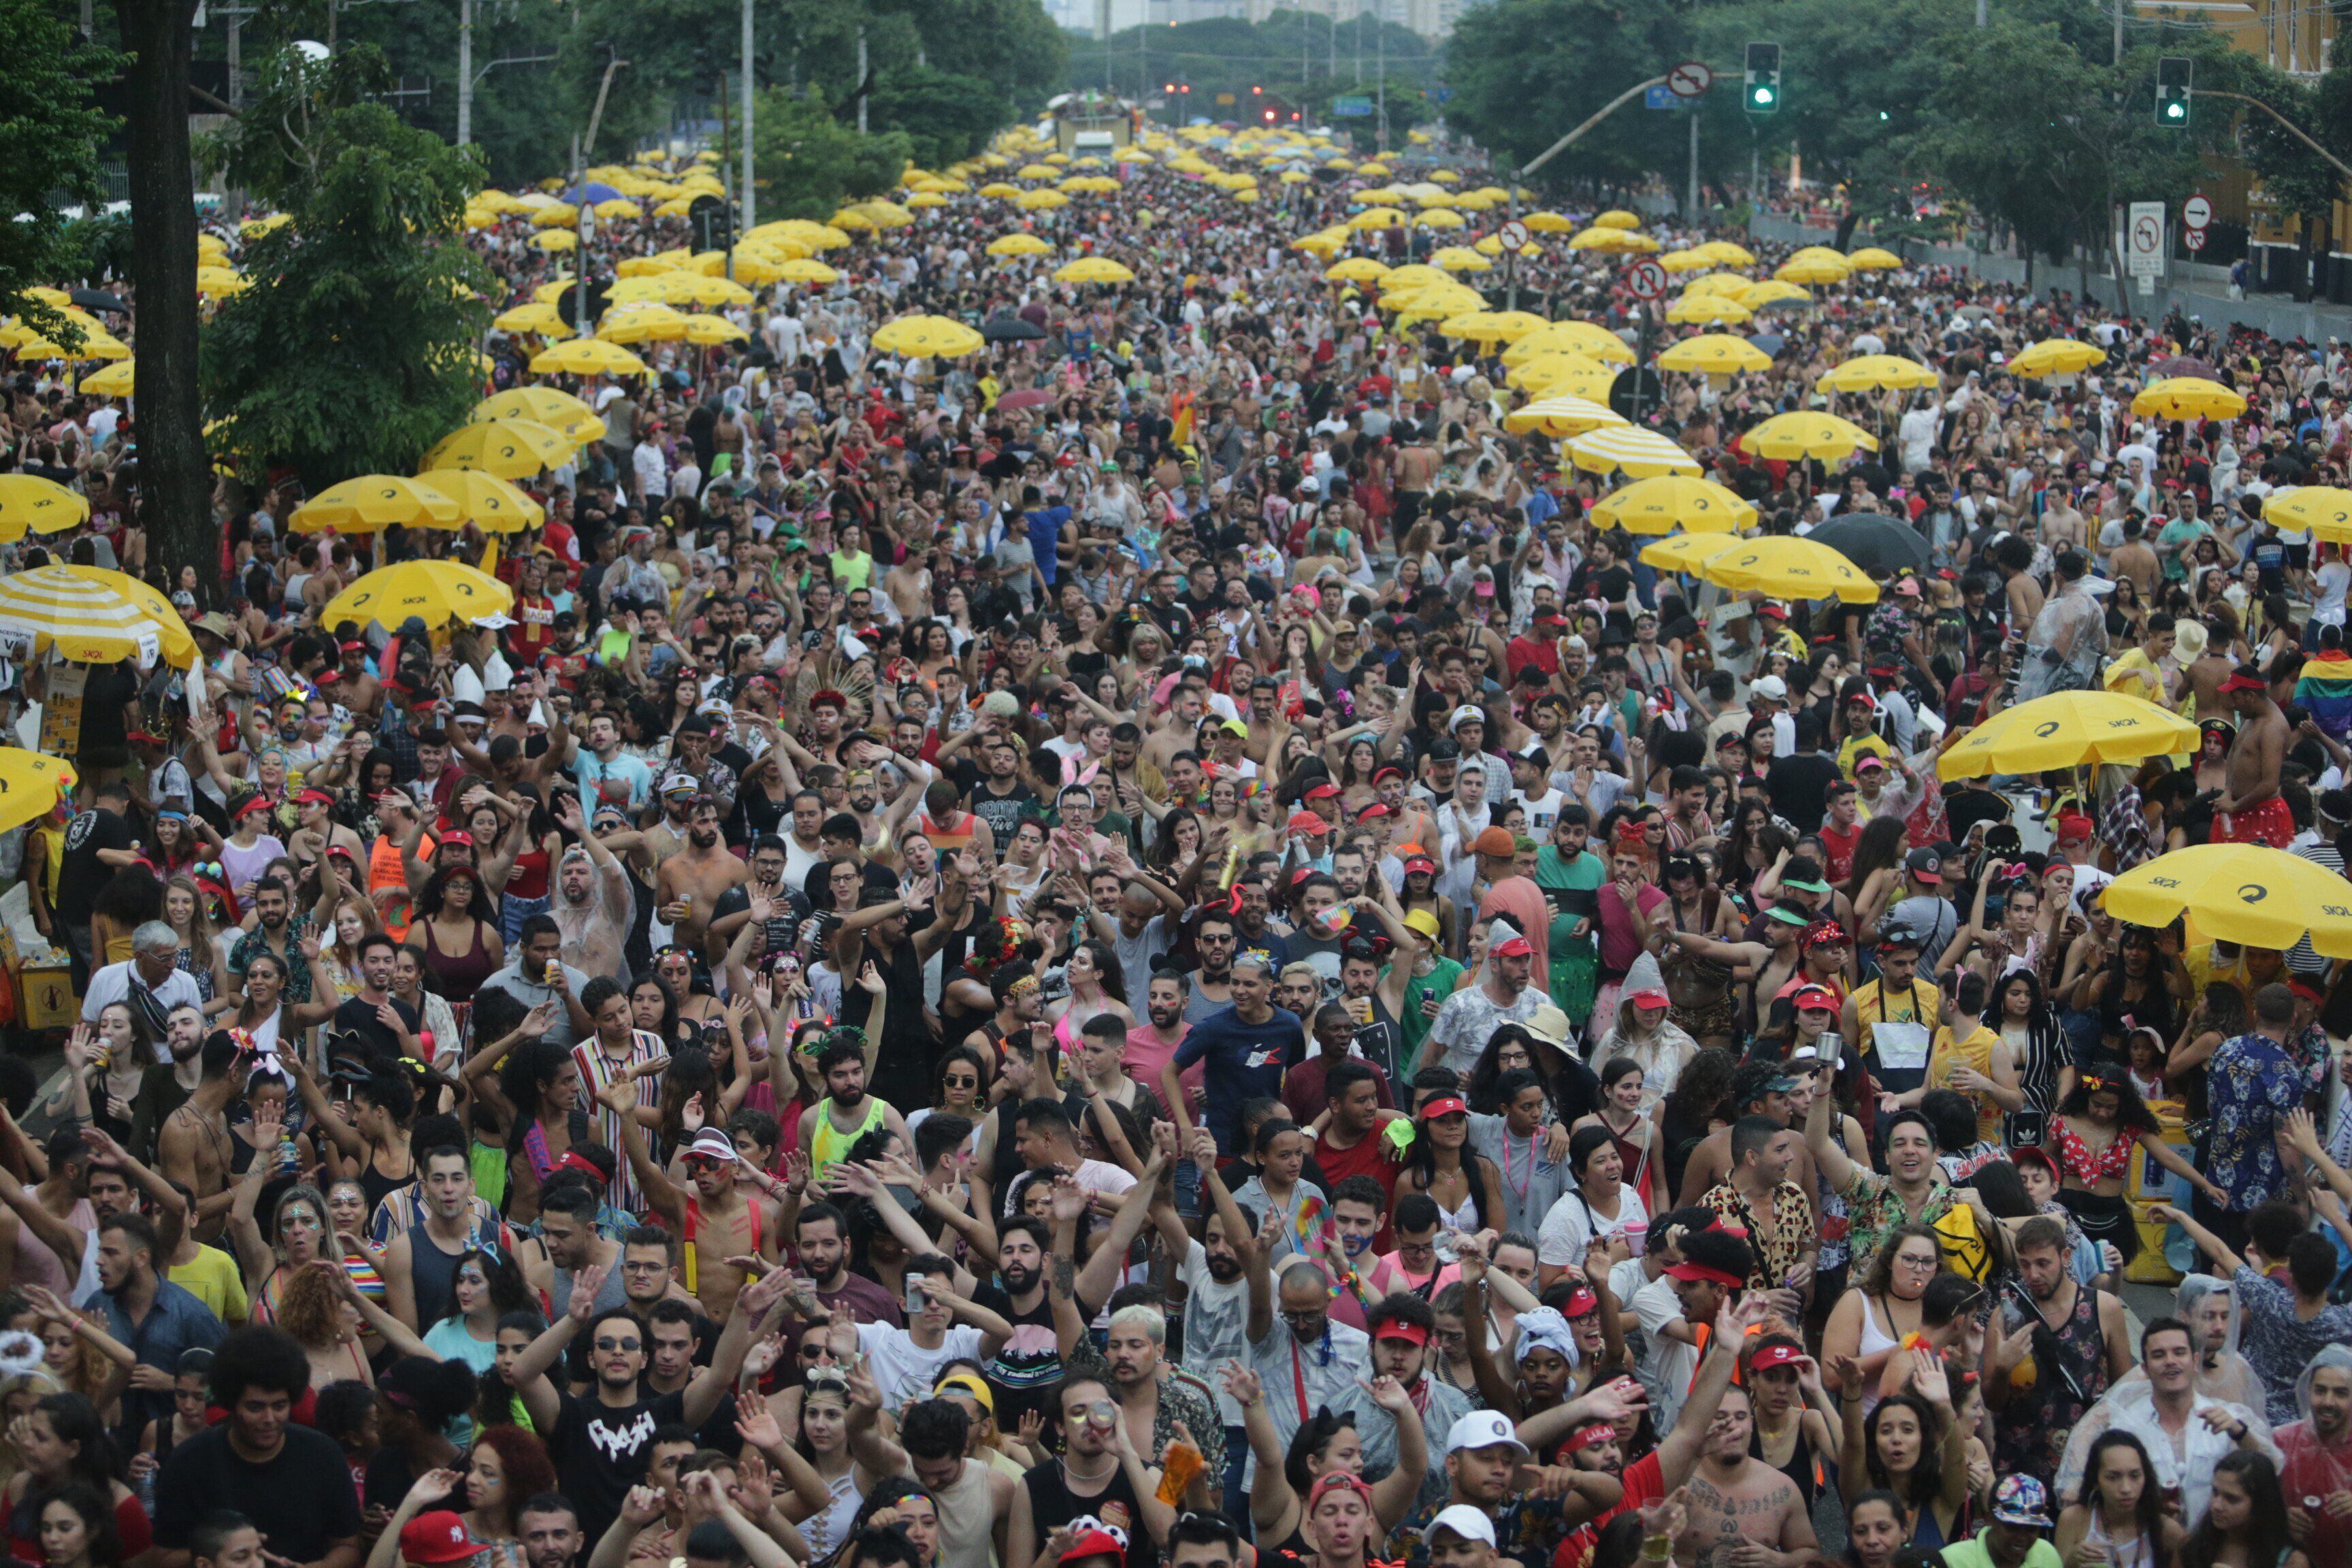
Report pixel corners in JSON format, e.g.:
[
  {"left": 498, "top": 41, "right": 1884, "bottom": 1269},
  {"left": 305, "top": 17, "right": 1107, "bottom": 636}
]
[
  {"left": 1833, "top": 1359, "right": 1971, "bottom": 1551},
  {"left": 2056, "top": 1429, "right": 2183, "bottom": 1568},
  {"left": 2051, "top": 1068, "right": 2224, "bottom": 1266},
  {"left": 1822, "top": 1224, "right": 1947, "bottom": 1420},
  {"left": 406, "top": 866, "right": 505, "bottom": 1001},
  {"left": 0, "top": 1393, "right": 146, "bottom": 1563},
  {"left": 1656, "top": 1046, "right": 1736, "bottom": 1204},
  {"left": 1989, "top": 968, "right": 2074, "bottom": 1145},
  {"left": 1388, "top": 1093, "right": 1502, "bottom": 1240},
  {"left": 2178, "top": 1450, "right": 2307, "bottom": 1568},
  {"left": 31, "top": 1484, "right": 119, "bottom": 1568}
]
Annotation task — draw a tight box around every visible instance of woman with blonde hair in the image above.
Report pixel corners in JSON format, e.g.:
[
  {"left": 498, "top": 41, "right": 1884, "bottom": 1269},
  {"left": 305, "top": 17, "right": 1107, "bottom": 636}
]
[{"left": 319, "top": 888, "right": 383, "bottom": 1003}]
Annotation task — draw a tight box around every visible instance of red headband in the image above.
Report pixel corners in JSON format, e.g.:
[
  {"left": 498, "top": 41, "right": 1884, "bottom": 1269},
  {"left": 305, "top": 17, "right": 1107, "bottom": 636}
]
[{"left": 1562, "top": 1420, "right": 1618, "bottom": 1455}]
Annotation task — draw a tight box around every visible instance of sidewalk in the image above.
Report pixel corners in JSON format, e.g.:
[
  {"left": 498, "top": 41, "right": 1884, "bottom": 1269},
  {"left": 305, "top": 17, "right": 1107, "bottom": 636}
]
[{"left": 1748, "top": 212, "right": 2352, "bottom": 343}]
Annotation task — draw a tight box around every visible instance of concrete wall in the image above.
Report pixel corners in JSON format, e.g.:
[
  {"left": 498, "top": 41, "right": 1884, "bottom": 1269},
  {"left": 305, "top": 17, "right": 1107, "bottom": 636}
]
[{"left": 1747, "top": 212, "right": 2352, "bottom": 342}]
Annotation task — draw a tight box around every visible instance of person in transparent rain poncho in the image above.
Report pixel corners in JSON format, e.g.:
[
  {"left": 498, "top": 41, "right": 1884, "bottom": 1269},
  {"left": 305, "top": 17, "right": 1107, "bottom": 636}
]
[
  {"left": 2055, "top": 1313, "right": 2277, "bottom": 1526},
  {"left": 2277, "top": 1343, "right": 2352, "bottom": 1563},
  {"left": 2014, "top": 551, "right": 2112, "bottom": 703},
  {"left": 2106, "top": 1272, "right": 2266, "bottom": 1411}
]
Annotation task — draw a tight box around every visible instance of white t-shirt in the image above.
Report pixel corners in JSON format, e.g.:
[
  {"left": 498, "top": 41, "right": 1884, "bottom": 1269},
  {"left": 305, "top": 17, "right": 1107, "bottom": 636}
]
[
  {"left": 1534, "top": 1186, "right": 1650, "bottom": 1267},
  {"left": 1631, "top": 1274, "right": 1697, "bottom": 1433},
  {"left": 1177, "top": 1239, "right": 1252, "bottom": 1422},
  {"left": 855, "top": 1320, "right": 985, "bottom": 1407},
  {"left": 78, "top": 963, "right": 203, "bottom": 1059}
]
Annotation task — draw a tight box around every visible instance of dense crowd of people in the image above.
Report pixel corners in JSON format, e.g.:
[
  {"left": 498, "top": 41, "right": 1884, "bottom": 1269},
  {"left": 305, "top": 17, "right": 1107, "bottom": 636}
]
[{"left": 3, "top": 119, "right": 2352, "bottom": 1568}]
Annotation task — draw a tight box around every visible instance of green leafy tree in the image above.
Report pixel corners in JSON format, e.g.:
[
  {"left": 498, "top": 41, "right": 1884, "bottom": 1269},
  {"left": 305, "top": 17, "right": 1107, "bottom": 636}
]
[
  {"left": 1442, "top": 0, "right": 1694, "bottom": 195},
  {"left": 869, "top": 66, "right": 1007, "bottom": 169},
  {"left": 0, "top": 1, "right": 114, "bottom": 336},
  {"left": 198, "top": 45, "right": 491, "bottom": 493},
  {"left": 752, "top": 86, "right": 913, "bottom": 220},
  {"left": 2234, "top": 62, "right": 2352, "bottom": 299}
]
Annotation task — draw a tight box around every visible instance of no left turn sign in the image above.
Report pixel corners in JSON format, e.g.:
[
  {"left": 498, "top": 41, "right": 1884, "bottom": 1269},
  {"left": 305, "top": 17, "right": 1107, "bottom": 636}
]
[
  {"left": 1499, "top": 219, "right": 1529, "bottom": 250},
  {"left": 1627, "top": 259, "right": 1669, "bottom": 300},
  {"left": 1667, "top": 61, "right": 1713, "bottom": 98}
]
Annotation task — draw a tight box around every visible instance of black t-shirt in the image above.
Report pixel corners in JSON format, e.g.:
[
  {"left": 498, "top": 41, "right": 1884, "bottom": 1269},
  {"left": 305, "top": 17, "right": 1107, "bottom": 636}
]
[
  {"left": 331, "top": 993, "right": 421, "bottom": 1059},
  {"left": 78, "top": 662, "right": 140, "bottom": 762},
  {"left": 1765, "top": 753, "right": 1845, "bottom": 834},
  {"left": 800, "top": 857, "right": 898, "bottom": 913},
  {"left": 1024, "top": 1456, "right": 1159, "bottom": 1568},
  {"left": 712, "top": 883, "right": 812, "bottom": 961},
  {"left": 551, "top": 1386, "right": 691, "bottom": 1546},
  {"left": 153, "top": 1424, "right": 363, "bottom": 1563},
  {"left": 967, "top": 779, "right": 1039, "bottom": 855},
  {"left": 56, "top": 806, "right": 133, "bottom": 928},
  {"left": 972, "top": 1281, "right": 1055, "bottom": 1332}
]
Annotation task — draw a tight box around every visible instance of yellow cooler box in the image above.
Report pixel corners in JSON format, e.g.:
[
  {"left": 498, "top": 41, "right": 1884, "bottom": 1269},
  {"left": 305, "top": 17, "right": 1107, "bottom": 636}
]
[
  {"left": 16, "top": 962, "right": 76, "bottom": 1030},
  {"left": 2126, "top": 1200, "right": 2183, "bottom": 1285}
]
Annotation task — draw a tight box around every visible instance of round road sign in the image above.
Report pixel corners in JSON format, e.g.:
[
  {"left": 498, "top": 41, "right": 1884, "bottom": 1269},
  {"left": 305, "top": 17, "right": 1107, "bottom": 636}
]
[
  {"left": 1499, "top": 219, "right": 1530, "bottom": 250},
  {"left": 2185, "top": 225, "right": 2208, "bottom": 252},
  {"left": 2185, "top": 193, "right": 2212, "bottom": 229},
  {"left": 1667, "top": 61, "right": 1714, "bottom": 99},
  {"left": 1627, "top": 259, "right": 1669, "bottom": 301}
]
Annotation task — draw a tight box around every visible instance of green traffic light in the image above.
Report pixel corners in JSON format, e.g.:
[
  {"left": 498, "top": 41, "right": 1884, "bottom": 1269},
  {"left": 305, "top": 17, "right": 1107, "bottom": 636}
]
[{"left": 1752, "top": 86, "right": 1772, "bottom": 103}]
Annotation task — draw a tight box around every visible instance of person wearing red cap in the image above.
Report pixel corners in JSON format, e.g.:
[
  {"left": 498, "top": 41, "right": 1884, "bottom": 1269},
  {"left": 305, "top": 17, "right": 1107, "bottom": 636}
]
[
  {"left": 1424, "top": 927, "right": 1544, "bottom": 1079},
  {"left": 1471, "top": 826, "right": 1550, "bottom": 993},
  {"left": 2216, "top": 666, "right": 2293, "bottom": 846}
]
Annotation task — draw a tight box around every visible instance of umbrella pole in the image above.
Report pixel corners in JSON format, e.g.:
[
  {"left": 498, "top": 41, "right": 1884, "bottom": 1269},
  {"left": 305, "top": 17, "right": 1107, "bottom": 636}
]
[{"left": 482, "top": 538, "right": 501, "bottom": 579}]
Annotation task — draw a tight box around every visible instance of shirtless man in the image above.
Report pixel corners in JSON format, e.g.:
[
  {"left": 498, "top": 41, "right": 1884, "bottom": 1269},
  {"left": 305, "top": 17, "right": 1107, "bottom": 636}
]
[
  {"left": 157, "top": 1028, "right": 245, "bottom": 1242},
  {"left": 653, "top": 796, "right": 749, "bottom": 953},
  {"left": 603, "top": 1078, "right": 774, "bottom": 1323},
  {"left": 1141, "top": 685, "right": 1209, "bottom": 778},
  {"left": 2108, "top": 514, "right": 2161, "bottom": 601},
  {"left": 1676, "top": 1383, "right": 1818, "bottom": 1568},
  {"left": 1676, "top": 1060, "right": 1820, "bottom": 1213},
  {"left": 2216, "top": 667, "right": 2293, "bottom": 845}
]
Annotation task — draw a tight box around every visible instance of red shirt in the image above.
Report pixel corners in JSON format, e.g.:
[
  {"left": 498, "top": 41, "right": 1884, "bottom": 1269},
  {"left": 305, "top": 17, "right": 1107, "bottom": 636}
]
[
  {"left": 1312, "top": 1122, "right": 1401, "bottom": 1208},
  {"left": 2277, "top": 1421, "right": 2352, "bottom": 1567},
  {"left": 1817, "top": 819, "right": 1861, "bottom": 883},
  {"left": 511, "top": 593, "right": 555, "bottom": 662},
  {"left": 1555, "top": 1452, "right": 1661, "bottom": 1568}
]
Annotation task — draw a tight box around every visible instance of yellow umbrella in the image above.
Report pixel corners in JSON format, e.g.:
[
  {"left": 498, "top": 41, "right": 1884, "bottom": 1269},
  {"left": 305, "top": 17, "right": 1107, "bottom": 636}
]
[
  {"left": 1015, "top": 163, "right": 1060, "bottom": 180},
  {"left": 1016, "top": 190, "right": 1068, "bottom": 211},
  {"left": 1775, "top": 255, "right": 1849, "bottom": 284},
  {"left": 989, "top": 233, "right": 1051, "bottom": 257},
  {"left": 1507, "top": 355, "right": 1617, "bottom": 402},
  {"left": 593, "top": 199, "right": 643, "bottom": 220},
  {"left": 1592, "top": 210, "right": 1640, "bottom": 229},
  {"left": 653, "top": 273, "right": 755, "bottom": 308},
  {"left": 195, "top": 267, "right": 249, "bottom": 297},
  {"left": 1697, "top": 240, "right": 1757, "bottom": 266},
  {"left": 474, "top": 386, "right": 603, "bottom": 442},
  {"left": 616, "top": 255, "right": 683, "bottom": 278},
  {"left": 1665, "top": 294, "right": 1753, "bottom": 326},
  {"left": 419, "top": 418, "right": 573, "bottom": 478},
  {"left": 1697, "top": 536, "right": 1881, "bottom": 603},
  {"left": 0, "top": 475, "right": 88, "bottom": 540},
  {"left": 777, "top": 259, "right": 839, "bottom": 284},
  {"left": 1567, "top": 228, "right": 1639, "bottom": 252},
  {"left": 1565, "top": 427, "right": 1701, "bottom": 478},
  {"left": 534, "top": 231, "right": 578, "bottom": 252},
  {"left": 1326, "top": 257, "right": 1391, "bottom": 283},
  {"left": 1506, "top": 321, "right": 1634, "bottom": 367},
  {"left": 1416, "top": 210, "right": 1468, "bottom": 230},
  {"left": 1593, "top": 475, "right": 1757, "bottom": 536},
  {"left": 2266, "top": 487, "right": 2352, "bottom": 542},
  {"left": 681, "top": 315, "right": 749, "bottom": 346},
  {"left": 870, "top": 314, "right": 985, "bottom": 358},
  {"left": 0, "top": 564, "right": 190, "bottom": 665},
  {"left": 2010, "top": 339, "right": 2106, "bottom": 379},
  {"left": 1739, "top": 280, "right": 1814, "bottom": 309},
  {"left": 1431, "top": 247, "right": 1490, "bottom": 272},
  {"left": 906, "top": 191, "right": 947, "bottom": 208},
  {"left": 1640, "top": 533, "right": 1743, "bottom": 573},
  {"left": 415, "top": 469, "right": 544, "bottom": 532},
  {"left": 1524, "top": 211, "right": 1575, "bottom": 233},
  {"left": 1846, "top": 246, "right": 1902, "bottom": 270},
  {"left": 78, "top": 361, "right": 134, "bottom": 397},
  {"left": 529, "top": 201, "right": 579, "bottom": 227},
  {"left": 2134, "top": 377, "right": 2247, "bottom": 421},
  {"left": 1445, "top": 310, "right": 1547, "bottom": 345},
  {"left": 1054, "top": 258, "right": 1135, "bottom": 284},
  {"left": 291, "top": 475, "right": 464, "bottom": 534},
  {"left": 64, "top": 568, "right": 195, "bottom": 669},
  {"left": 2099, "top": 843, "right": 2352, "bottom": 958},
  {"left": 979, "top": 182, "right": 1025, "bottom": 199},
  {"left": 529, "top": 340, "right": 650, "bottom": 377},
  {"left": 0, "top": 748, "right": 76, "bottom": 834},
  {"left": 1816, "top": 355, "right": 1938, "bottom": 393},
  {"left": 493, "top": 302, "right": 572, "bottom": 337},
  {"left": 1739, "top": 411, "right": 1880, "bottom": 461},
  {"left": 1938, "top": 691, "right": 2201, "bottom": 781},
  {"left": 321, "top": 560, "right": 516, "bottom": 632},
  {"left": 1350, "top": 207, "right": 1406, "bottom": 230},
  {"left": 1659, "top": 249, "right": 1716, "bottom": 274},
  {"left": 1501, "top": 395, "right": 1627, "bottom": 438},
  {"left": 1659, "top": 335, "right": 1774, "bottom": 375}
]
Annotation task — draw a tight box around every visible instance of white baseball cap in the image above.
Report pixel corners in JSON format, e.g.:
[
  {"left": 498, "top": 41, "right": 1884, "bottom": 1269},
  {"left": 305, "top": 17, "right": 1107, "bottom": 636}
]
[
  {"left": 1750, "top": 675, "right": 1788, "bottom": 700},
  {"left": 1445, "top": 1410, "right": 1529, "bottom": 1457},
  {"left": 1427, "top": 1507, "right": 1496, "bottom": 1548}
]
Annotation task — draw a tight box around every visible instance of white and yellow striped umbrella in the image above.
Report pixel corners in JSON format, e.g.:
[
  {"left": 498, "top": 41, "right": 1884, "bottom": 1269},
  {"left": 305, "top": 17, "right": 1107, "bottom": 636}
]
[
  {"left": 0, "top": 564, "right": 191, "bottom": 666},
  {"left": 1564, "top": 426, "right": 1701, "bottom": 478}
]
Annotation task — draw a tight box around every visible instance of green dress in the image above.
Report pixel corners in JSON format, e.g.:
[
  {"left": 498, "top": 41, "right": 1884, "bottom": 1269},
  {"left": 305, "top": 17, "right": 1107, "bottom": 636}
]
[{"left": 1535, "top": 845, "right": 1606, "bottom": 1029}]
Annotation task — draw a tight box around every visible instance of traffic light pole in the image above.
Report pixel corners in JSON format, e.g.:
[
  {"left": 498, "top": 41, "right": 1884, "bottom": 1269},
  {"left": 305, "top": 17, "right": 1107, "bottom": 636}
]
[
  {"left": 2196, "top": 90, "right": 2352, "bottom": 181},
  {"left": 1519, "top": 74, "right": 1670, "bottom": 179}
]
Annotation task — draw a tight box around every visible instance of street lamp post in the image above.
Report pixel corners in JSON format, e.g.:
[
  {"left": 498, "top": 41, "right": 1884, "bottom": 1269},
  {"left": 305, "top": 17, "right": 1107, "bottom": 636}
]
[
  {"left": 741, "top": 0, "right": 755, "bottom": 229},
  {"left": 457, "top": 0, "right": 472, "bottom": 146}
]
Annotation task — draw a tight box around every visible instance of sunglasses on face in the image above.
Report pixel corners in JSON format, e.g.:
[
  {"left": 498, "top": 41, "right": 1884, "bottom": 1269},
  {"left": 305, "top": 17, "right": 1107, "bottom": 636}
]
[{"left": 594, "top": 1336, "right": 642, "bottom": 1352}]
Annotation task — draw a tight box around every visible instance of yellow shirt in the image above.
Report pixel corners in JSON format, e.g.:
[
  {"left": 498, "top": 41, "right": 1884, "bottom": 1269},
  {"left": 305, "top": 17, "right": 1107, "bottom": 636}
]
[
  {"left": 2104, "top": 648, "right": 2172, "bottom": 708},
  {"left": 1837, "top": 734, "right": 1895, "bottom": 781},
  {"left": 1927, "top": 1022, "right": 2006, "bottom": 1142},
  {"left": 170, "top": 1243, "right": 250, "bottom": 1326}
]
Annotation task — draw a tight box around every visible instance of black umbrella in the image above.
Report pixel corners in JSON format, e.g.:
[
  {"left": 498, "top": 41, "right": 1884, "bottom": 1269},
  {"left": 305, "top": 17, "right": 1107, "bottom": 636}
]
[
  {"left": 1748, "top": 331, "right": 1786, "bottom": 357},
  {"left": 983, "top": 315, "right": 1045, "bottom": 342},
  {"left": 69, "top": 289, "right": 127, "bottom": 314},
  {"left": 1810, "top": 512, "right": 1929, "bottom": 574},
  {"left": 2151, "top": 354, "right": 2220, "bottom": 380}
]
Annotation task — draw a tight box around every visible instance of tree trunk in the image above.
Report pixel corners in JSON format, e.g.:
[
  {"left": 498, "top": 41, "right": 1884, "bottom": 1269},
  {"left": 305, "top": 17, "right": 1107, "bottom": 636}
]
[
  {"left": 117, "top": 0, "right": 212, "bottom": 602},
  {"left": 1833, "top": 209, "right": 1860, "bottom": 250}
]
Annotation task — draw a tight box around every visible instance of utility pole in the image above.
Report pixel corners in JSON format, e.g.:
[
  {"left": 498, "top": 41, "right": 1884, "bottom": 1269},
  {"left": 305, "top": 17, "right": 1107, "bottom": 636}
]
[
  {"left": 1976, "top": 0, "right": 1987, "bottom": 24},
  {"left": 1375, "top": 6, "right": 1385, "bottom": 149},
  {"left": 1686, "top": 105, "right": 1699, "bottom": 223},
  {"left": 457, "top": 0, "right": 473, "bottom": 146},
  {"left": 740, "top": 0, "right": 754, "bottom": 229},
  {"left": 856, "top": 28, "right": 868, "bottom": 133}
]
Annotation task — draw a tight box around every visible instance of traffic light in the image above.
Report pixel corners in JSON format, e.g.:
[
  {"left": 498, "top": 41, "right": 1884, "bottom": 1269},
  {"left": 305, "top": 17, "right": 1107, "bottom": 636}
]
[
  {"left": 1263, "top": 108, "right": 1275, "bottom": 122},
  {"left": 1164, "top": 82, "right": 1175, "bottom": 92},
  {"left": 1743, "top": 42, "right": 1780, "bottom": 116},
  {"left": 2157, "top": 55, "right": 2192, "bottom": 127},
  {"left": 1251, "top": 84, "right": 1262, "bottom": 95}
]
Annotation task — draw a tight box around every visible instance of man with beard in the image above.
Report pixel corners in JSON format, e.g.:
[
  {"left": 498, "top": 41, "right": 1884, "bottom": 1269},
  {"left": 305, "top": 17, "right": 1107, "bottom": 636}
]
[
  {"left": 129, "top": 1004, "right": 208, "bottom": 1166},
  {"left": 1054, "top": 1295, "right": 1225, "bottom": 1514},
  {"left": 546, "top": 796, "right": 640, "bottom": 982},
  {"left": 385, "top": 1146, "right": 517, "bottom": 1333},
  {"left": 522, "top": 1177, "right": 629, "bottom": 1322},
  {"left": 1987, "top": 1217, "right": 2137, "bottom": 1487},
  {"left": 1124, "top": 973, "right": 1198, "bottom": 1116},
  {"left": 654, "top": 797, "right": 749, "bottom": 955},
  {"left": 512, "top": 1262, "right": 785, "bottom": 1547},
  {"left": 517, "top": 1496, "right": 583, "bottom": 1568},
  {"left": 785, "top": 1200, "right": 901, "bottom": 1327},
  {"left": 1227, "top": 877, "right": 1289, "bottom": 970},
  {"left": 1546, "top": 1300, "right": 1761, "bottom": 1568},
  {"left": 1391, "top": 1405, "right": 1618, "bottom": 1568},
  {"left": 796, "top": 1034, "right": 911, "bottom": 1179},
  {"left": 643, "top": 775, "right": 701, "bottom": 864},
  {"left": 1171, "top": 1125, "right": 1261, "bottom": 1514},
  {"left": 1181, "top": 911, "right": 1240, "bottom": 1025},
  {"left": 1426, "top": 932, "right": 1543, "bottom": 1078},
  {"left": 1343, "top": 1293, "right": 1467, "bottom": 1510},
  {"left": 2278, "top": 1344, "right": 2352, "bottom": 1561},
  {"left": 968, "top": 1215, "right": 1056, "bottom": 1330},
  {"left": 1667, "top": 1379, "right": 1816, "bottom": 1568},
  {"left": 81, "top": 1203, "right": 224, "bottom": 1443},
  {"left": 227, "top": 878, "right": 312, "bottom": 1007},
  {"left": 966, "top": 967, "right": 1048, "bottom": 1062},
  {"left": 657, "top": 717, "right": 739, "bottom": 819},
  {"left": 157, "top": 1029, "right": 257, "bottom": 1244},
  {"left": 1005, "top": 1375, "right": 1176, "bottom": 1568},
  {"left": 606, "top": 1077, "right": 772, "bottom": 1322},
  {"left": 329, "top": 934, "right": 421, "bottom": 1060},
  {"left": 1166, "top": 952, "right": 1300, "bottom": 1158}
]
